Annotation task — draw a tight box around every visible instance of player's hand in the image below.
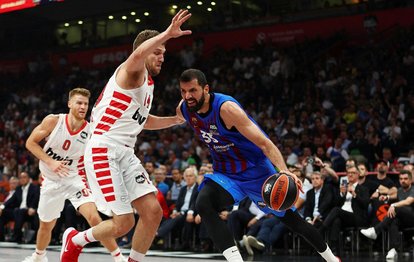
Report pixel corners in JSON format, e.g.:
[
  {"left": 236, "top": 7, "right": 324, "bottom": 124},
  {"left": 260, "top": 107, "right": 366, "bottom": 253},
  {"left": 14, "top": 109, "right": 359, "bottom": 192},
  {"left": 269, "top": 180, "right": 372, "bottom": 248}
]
[
  {"left": 166, "top": 9, "right": 192, "bottom": 39},
  {"left": 280, "top": 170, "right": 303, "bottom": 193},
  {"left": 47, "top": 160, "right": 70, "bottom": 177}
]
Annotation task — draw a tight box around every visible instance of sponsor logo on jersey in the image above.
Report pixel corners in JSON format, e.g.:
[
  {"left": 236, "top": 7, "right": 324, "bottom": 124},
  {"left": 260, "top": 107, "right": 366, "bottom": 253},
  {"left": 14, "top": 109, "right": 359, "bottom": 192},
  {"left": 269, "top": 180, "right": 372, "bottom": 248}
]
[
  {"left": 132, "top": 108, "right": 147, "bottom": 125},
  {"left": 45, "top": 148, "right": 73, "bottom": 165}
]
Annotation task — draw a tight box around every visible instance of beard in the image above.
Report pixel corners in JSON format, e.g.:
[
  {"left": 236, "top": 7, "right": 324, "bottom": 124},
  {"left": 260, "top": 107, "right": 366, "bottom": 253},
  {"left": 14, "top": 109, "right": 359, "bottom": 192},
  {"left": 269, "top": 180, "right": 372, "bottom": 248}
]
[{"left": 187, "top": 94, "right": 205, "bottom": 113}]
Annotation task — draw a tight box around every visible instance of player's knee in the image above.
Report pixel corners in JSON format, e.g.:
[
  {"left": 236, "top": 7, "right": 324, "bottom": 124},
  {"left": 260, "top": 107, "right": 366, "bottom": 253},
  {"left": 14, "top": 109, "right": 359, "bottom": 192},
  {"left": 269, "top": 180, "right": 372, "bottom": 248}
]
[
  {"left": 140, "top": 202, "right": 162, "bottom": 224},
  {"left": 112, "top": 216, "right": 135, "bottom": 237},
  {"left": 85, "top": 214, "right": 102, "bottom": 227}
]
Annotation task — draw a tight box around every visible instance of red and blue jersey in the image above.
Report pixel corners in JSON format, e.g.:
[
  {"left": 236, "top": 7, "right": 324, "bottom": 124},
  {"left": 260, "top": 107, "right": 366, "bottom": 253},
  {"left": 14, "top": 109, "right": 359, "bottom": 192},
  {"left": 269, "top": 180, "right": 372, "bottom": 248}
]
[{"left": 181, "top": 93, "right": 267, "bottom": 175}]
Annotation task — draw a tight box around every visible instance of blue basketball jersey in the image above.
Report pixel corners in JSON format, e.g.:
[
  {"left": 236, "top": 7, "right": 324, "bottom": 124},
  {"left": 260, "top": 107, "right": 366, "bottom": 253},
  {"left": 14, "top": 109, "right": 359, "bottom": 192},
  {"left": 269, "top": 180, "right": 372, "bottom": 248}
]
[{"left": 180, "top": 93, "right": 267, "bottom": 174}]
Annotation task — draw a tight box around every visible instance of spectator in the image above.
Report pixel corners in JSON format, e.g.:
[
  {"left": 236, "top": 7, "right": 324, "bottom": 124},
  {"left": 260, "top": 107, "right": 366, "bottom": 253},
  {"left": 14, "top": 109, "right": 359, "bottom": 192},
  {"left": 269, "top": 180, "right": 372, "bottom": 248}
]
[
  {"left": 0, "top": 176, "right": 19, "bottom": 241},
  {"left": 361, "top": 170, "right": 414, "bottom": 260},
  {"left": 156, "top": 167, "right": 199, "bottom": 250},
  {"left": 9, "top": 172, "right": 40, "bottom": 243},
  {"left": 304, "top": 172, "right": 335, "bottom": 228},
  {"left": 319, "top": 165, "right": 370, "bottom": 254}
]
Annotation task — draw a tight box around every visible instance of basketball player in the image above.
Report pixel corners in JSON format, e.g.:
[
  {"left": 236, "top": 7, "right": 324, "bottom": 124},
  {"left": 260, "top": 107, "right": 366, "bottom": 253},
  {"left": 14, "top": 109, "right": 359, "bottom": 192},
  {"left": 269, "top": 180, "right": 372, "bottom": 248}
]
[
  {"left": 60, "top": 10, "right": 192, "bottom": 262},
  {"left": 24, "top": 88, "right": 126, "bottom": 262},
  {"left": 150, "top": 69, "right": 340, "bottom": 262}
]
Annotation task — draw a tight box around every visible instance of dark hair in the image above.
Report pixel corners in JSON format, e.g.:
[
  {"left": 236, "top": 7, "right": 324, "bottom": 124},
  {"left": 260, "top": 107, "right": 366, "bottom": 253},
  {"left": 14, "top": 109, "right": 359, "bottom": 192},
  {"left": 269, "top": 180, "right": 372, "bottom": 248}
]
[
  {"left": 133, "top": 30, "right": 160, "bottom": 51},
  {"left": 400, "top": 170, "right": 412, "bottom": 180},
  {"left": 179, "top": 69, "right": 208, "bottom": 87}
]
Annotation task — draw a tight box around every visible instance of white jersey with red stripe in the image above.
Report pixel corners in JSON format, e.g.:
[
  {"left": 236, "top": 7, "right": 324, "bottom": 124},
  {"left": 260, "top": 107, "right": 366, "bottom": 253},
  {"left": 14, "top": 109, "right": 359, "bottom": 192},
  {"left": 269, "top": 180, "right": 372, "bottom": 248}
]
[
  {"left": 39, "top": 114, "right": 90, "bottom": 182},
  {"left": 89, "top": 64, "right": 154, "bottom": 147}
]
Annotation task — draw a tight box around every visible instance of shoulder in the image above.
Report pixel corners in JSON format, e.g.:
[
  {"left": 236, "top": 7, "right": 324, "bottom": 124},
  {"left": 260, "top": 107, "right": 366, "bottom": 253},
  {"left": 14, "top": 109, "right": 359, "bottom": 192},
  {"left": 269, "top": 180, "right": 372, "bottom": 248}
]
[{"left": 43, "top": 114, "right": 60, "bottom": 126}]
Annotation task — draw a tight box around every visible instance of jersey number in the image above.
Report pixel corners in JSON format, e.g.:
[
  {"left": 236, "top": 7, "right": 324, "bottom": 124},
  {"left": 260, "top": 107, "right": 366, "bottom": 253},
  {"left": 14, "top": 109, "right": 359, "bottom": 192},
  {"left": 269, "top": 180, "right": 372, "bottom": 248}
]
[
  {"left": 200, "top": 130, "right": 218, "bottom": 143},
  {"left": 62, "top": 140, "right": 71, "bottom": 151}
]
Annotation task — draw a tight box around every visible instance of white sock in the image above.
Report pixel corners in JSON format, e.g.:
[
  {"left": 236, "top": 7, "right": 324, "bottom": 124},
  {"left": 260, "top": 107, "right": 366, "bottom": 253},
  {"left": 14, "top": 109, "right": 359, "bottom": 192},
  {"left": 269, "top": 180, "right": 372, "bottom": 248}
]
[
  {"left": 72, "top": 228, "right": 97, "bottom": 246},
  {"left": 318, "top": 245, "right": 339, "bottom": 262},
  {"left": 35, "top": 249, "right": 46, "bottom": 256},
  {"left": 129, "top": 249, "right": 145, "bottom": 262},
  {"left": 223, "top": 246, "right": 244, "bottom": 262},
  {"left": 111, "top": 247, "right": 122, "bottom": 258}
]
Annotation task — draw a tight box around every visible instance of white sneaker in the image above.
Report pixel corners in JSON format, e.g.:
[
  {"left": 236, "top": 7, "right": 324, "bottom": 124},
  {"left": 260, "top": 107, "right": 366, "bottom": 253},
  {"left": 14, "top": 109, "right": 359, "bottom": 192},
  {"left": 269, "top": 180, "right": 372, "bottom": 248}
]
[
  {"left": 113, "top": 254, "right": 128, "bottom": 262},
  {"left": 242, "top": 235, "right": 254, "bottom": 256},
  {"left": 22, "top": 252, "right": 48, "bottom": 262},
  {"left": 247, "top": 236, "right": 265, "bottom": 251},
  {"left": 360, "top": 227, "right": 377, "bottom": 240},
  {"left": 386, "top": 248, "right": 397, "bottom": 260}
]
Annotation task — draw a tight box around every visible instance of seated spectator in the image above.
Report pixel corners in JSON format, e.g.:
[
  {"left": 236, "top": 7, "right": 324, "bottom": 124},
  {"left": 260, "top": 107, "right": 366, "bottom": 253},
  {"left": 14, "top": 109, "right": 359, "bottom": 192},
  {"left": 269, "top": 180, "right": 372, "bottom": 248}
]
[
  {"left": 156, "top": 167, "right": 199, "bottom": 250},
  {"left": 368, "top": 160, "right": 398, "bottom": 224},
  {"left": 8, "top": 172, "right": 40, "bottom": 243},
  {"left": 166, "top": 168, "right": 186, "bottom": 206},
  {"left": 242, "top": 215, "right": 286, "bottom": 256},
  {"left": 153, "top": 167, "right": 170, "bottom": 197},
  {"left": 0, "top": 176, "right": 19, "bottom": 241},
  {"left": 319, "top": 165, "right": 369, "bottom": 254},
  {"left": 357, "top": 162, "right": 377, "bottom": 196},
  {"left": 228, "top": 198, "right": 266, "bottom": 251},
  {"left": 361, "top": 170, "right": 414, "bottom": 260},
  {"left": 304, "top": 172, "right": 335, "bottom": 228},
  {"left": 326, "top": 137, "right": 349, "bottom": 171}
]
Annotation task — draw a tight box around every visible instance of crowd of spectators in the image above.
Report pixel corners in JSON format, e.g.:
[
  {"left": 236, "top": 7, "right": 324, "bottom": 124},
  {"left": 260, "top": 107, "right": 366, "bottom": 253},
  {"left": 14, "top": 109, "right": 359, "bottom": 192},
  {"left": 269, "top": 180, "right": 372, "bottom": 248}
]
[{"left": 0, "top": 19, "right": 414, "bottom": 258}]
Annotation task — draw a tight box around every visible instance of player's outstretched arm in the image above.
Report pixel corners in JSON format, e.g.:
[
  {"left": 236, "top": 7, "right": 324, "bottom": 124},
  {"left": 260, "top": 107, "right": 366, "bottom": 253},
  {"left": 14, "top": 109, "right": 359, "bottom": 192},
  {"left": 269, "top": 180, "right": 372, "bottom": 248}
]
[
  {"left": 144, "top": 101, "right": 186, "bottom": 130},
  {"left": 118, "top": 9, "right": 192, "bottom": 89},
  {"left": 26, "top": 114, "right": 69, "bottom": 177},
  {"left": 220, "top": 101, "right": 303, "bottom": 191}
]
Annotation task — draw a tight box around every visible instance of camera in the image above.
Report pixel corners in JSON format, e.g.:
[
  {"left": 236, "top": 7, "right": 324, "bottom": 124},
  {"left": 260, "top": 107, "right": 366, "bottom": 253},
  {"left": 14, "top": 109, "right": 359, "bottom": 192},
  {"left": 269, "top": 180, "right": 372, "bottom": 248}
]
[{"left": 307, "top": 156, "right": 315, "bottom": 165}]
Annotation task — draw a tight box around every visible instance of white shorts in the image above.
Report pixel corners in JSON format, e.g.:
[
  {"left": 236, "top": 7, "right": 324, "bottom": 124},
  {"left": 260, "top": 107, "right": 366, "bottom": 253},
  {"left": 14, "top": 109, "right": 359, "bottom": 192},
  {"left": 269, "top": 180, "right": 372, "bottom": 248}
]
[
  {"left": 84, "top": 140, "right": 157, "bottom": 216},
  {"left": 38, "top": 176, "right": 94, "bottom": 222}
]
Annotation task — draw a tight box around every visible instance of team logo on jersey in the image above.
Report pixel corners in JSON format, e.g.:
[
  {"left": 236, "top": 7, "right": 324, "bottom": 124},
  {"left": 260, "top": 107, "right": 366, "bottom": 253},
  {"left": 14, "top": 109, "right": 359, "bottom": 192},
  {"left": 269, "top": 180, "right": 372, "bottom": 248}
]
[
  {"left": 80, "top": 131, "right": 88, "bottom": 139},
  {"left": 209, "top": 124, "right": 219, "bottom": 135},
  {"left": 135, "top": 173, "right": 146, "bottom": 184}
]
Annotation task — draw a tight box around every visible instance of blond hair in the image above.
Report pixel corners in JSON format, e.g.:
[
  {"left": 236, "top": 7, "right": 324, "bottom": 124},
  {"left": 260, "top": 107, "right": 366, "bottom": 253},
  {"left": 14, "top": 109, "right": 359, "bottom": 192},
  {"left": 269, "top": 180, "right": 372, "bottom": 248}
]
[{"left": 69, "top": 87, "right": 90, "bottom": 100}]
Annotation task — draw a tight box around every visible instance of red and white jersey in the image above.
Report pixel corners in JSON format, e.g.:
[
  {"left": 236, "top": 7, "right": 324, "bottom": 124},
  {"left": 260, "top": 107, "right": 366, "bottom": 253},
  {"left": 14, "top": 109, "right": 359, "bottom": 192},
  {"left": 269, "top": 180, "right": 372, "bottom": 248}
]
[
  {"left": 89, "top": 64, "right": 154, "bottom": 147},
  {"left": 39, "top": 114, "right": 89, "bottom": 182}
]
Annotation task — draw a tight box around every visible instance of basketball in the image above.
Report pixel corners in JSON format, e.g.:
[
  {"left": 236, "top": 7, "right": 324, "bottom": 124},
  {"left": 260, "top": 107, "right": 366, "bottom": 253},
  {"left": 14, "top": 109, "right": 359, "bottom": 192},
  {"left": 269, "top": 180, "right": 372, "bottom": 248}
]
[{"left": 261, "top": 173, "right": 299, "bottom": 211}]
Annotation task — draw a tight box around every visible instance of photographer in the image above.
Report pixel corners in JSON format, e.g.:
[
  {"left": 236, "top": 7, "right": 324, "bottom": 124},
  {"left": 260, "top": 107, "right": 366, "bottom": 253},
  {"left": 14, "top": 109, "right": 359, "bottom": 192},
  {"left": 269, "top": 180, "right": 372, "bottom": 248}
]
[{"left": 302, "top": 156, "right": 339, "bottom": 184}]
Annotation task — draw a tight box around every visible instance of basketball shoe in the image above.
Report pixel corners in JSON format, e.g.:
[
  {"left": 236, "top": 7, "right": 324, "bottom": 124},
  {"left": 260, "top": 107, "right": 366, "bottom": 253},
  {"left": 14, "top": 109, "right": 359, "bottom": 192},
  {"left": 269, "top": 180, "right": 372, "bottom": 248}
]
[{"left": 60, "top": 227, "right": 83, "bottom": 262}]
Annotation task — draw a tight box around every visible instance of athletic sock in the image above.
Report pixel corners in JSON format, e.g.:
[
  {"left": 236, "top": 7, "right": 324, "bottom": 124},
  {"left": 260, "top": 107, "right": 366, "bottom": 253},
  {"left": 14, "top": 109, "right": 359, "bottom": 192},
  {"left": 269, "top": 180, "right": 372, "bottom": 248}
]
[
  {"left": 72, "top": 228, "right": 97, "bottom": 246},
  {"left": 319, "top": 245, "right": 339, "bottom": 262},
  {"left": 223, "top": 246, "right": 244, "bottom": 262},
  {"left": 35, "top": 249, "right": 46, "bottom": 256},
  {"left": 111, "top": 247, "right": 122, "bottom": 258},
  {"left": 128, "top": 249, "right": 145, "bottom": 262}
]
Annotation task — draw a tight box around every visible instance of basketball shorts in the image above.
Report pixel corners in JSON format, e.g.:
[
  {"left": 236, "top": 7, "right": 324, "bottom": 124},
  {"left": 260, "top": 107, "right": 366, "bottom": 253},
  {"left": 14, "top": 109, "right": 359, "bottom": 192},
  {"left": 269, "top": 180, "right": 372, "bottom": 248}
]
[
  {"left": 37, "top": 175, "right": 95, "bottom": 222},
  {"left": 84, "top": 140, "right": 157, "bottom": 216},
  {"left": 199, "top": 158, "right": 296, "bottom": 217}
]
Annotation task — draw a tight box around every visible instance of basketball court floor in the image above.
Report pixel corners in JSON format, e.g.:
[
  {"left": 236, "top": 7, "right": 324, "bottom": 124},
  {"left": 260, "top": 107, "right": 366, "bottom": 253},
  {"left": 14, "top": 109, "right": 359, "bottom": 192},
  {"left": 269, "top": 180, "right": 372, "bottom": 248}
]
[{"left": 1, "top": 242, "right": 413, "bottom": 262}]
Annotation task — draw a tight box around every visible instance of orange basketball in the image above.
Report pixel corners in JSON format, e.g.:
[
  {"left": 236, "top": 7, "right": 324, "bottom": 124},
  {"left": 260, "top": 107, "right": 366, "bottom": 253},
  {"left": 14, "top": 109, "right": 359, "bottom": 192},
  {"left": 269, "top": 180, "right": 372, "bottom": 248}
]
[{"left": 261, "top": 173, "right": 299, "bottom": 211}]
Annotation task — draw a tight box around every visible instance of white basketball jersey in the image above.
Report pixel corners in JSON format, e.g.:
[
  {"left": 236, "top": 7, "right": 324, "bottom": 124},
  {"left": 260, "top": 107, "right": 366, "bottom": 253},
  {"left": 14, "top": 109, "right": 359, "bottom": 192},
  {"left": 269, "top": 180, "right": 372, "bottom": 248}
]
[
  {"left": 89, "top": 64, "right": 154, "bottom": 147},
  {"left": 39, "top": 114, "right": 90, "bottom": 181}
]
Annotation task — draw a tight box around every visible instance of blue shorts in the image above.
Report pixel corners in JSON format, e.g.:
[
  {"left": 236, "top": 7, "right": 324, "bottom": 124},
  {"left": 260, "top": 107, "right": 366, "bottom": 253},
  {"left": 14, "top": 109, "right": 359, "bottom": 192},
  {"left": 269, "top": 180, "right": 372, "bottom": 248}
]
[{"left": 199, "top": 158, "right": 296, "bottom": 217}]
